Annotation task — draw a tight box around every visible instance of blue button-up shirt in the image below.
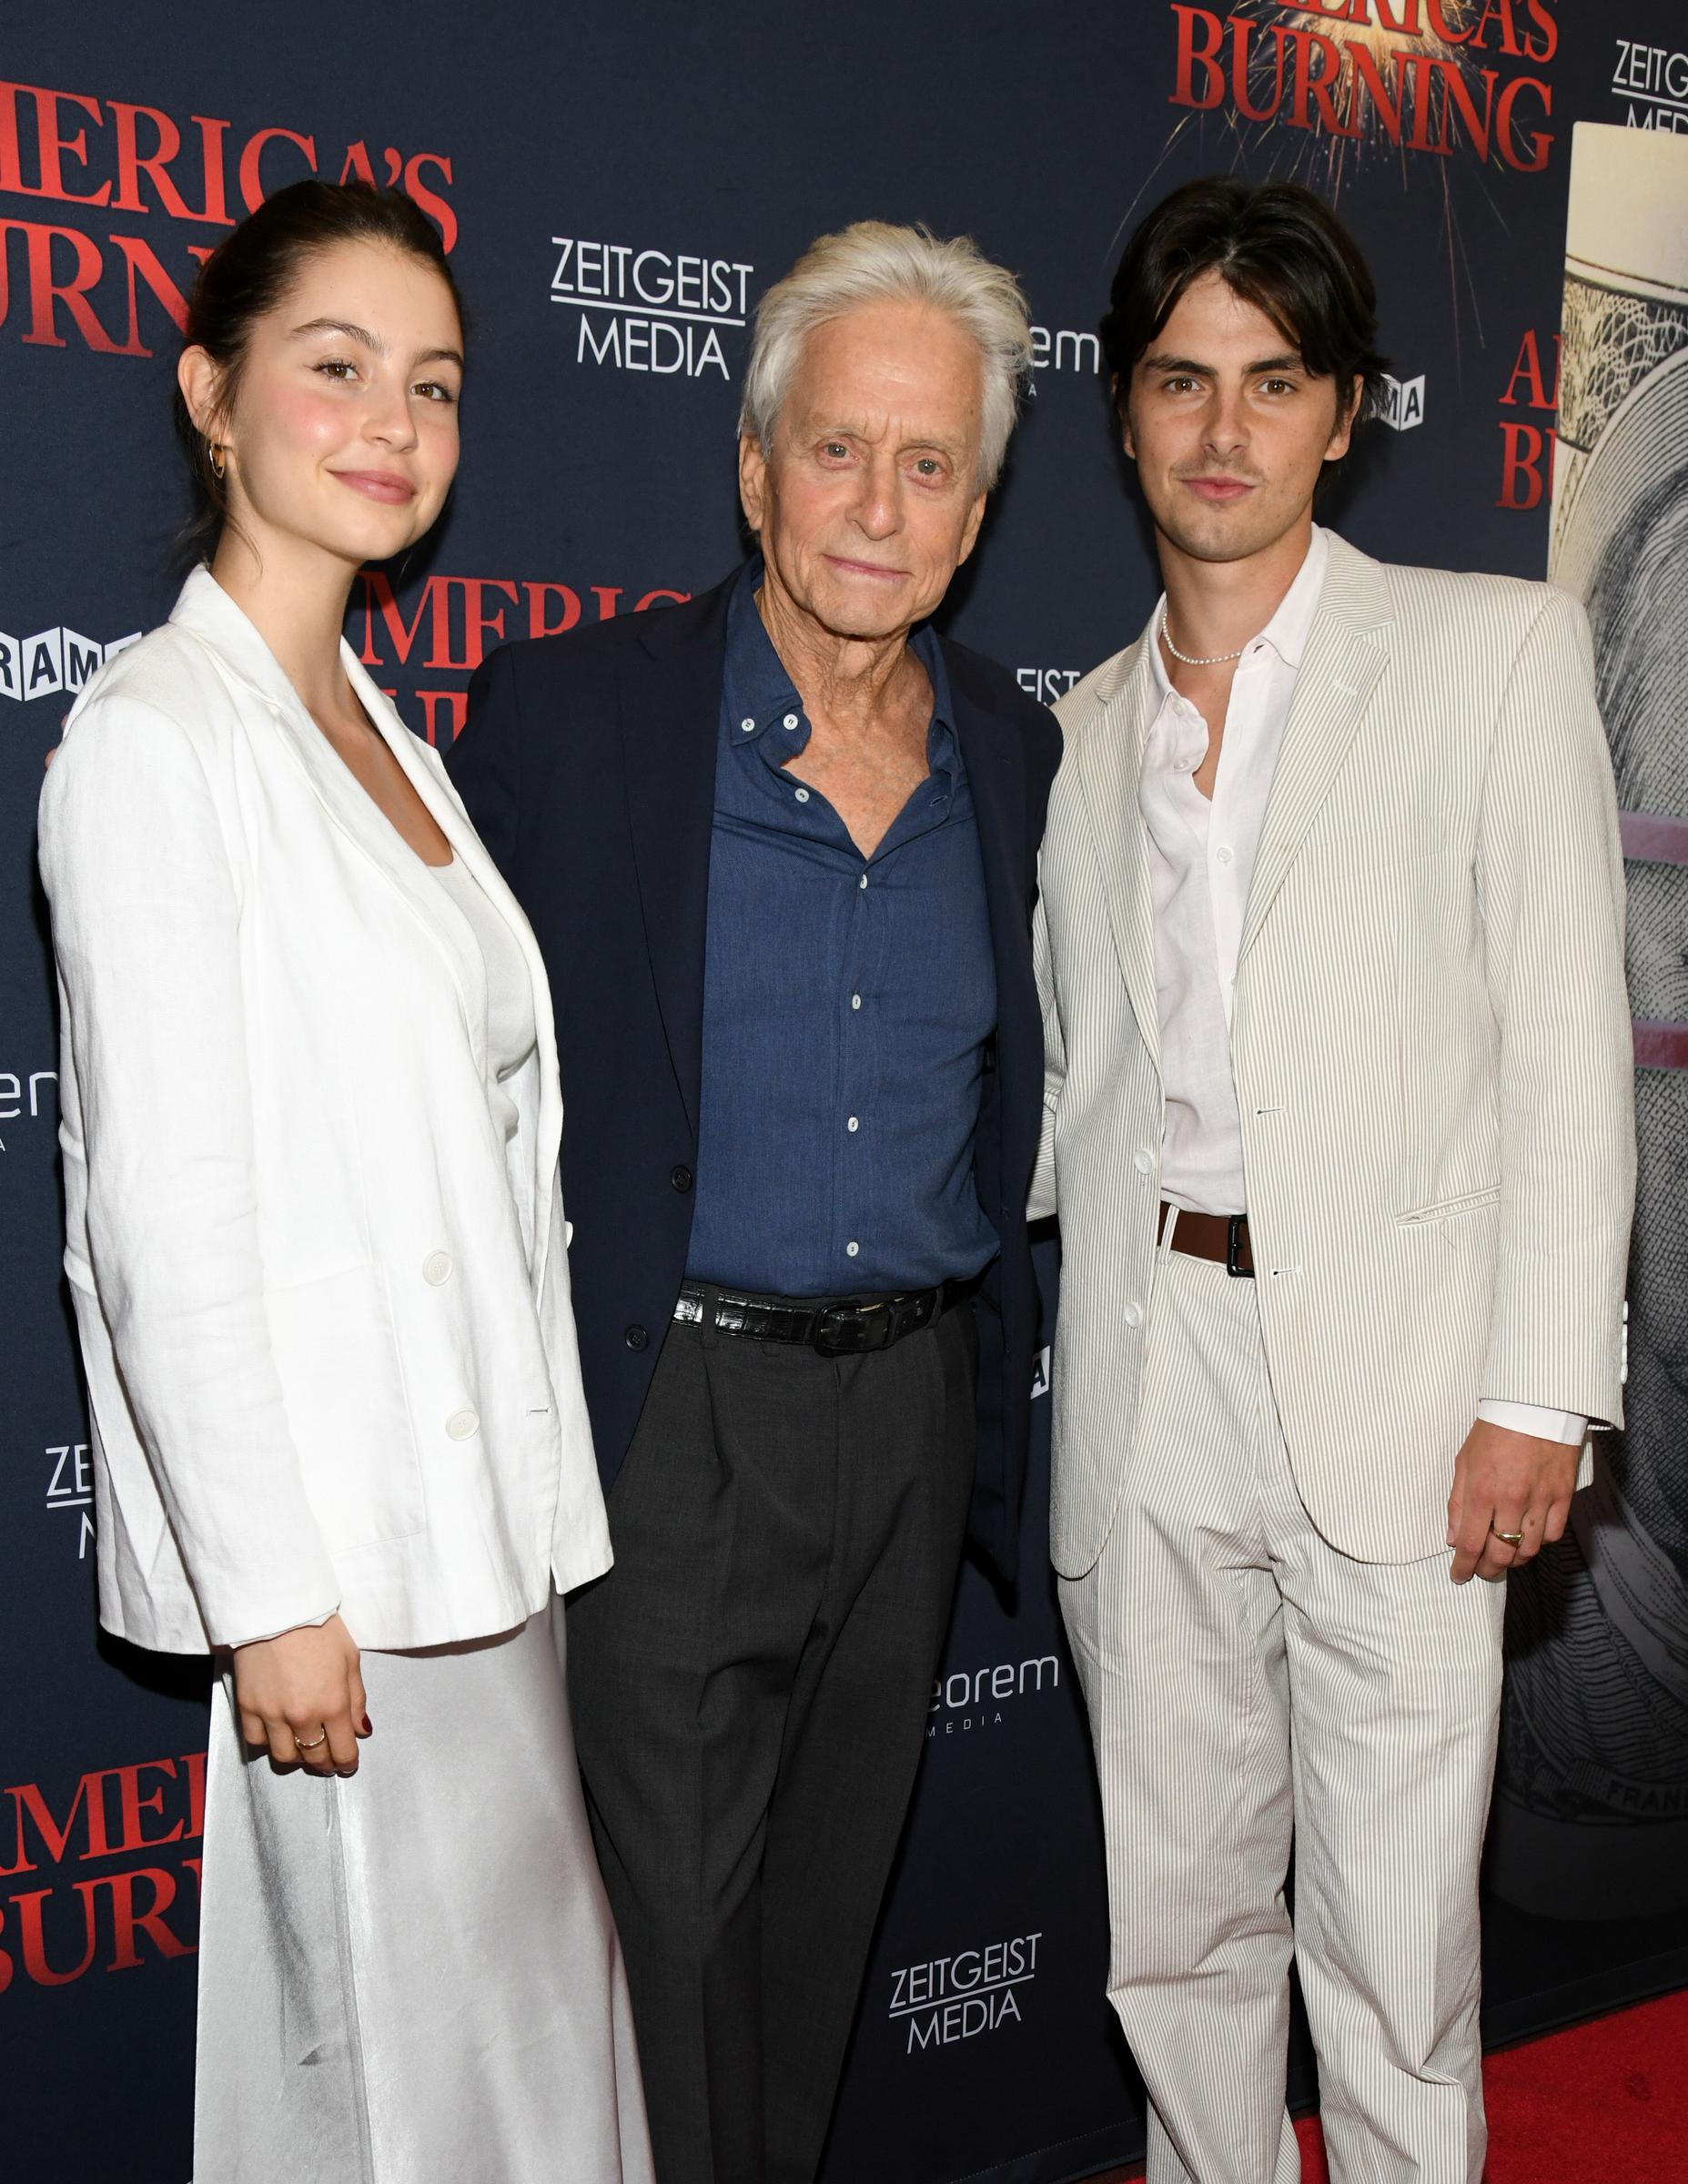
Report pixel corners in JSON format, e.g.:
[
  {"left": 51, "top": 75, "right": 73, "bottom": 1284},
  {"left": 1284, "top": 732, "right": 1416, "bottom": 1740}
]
[{"left": 684, "top": 563, "right": 998, "bottom": 1297}]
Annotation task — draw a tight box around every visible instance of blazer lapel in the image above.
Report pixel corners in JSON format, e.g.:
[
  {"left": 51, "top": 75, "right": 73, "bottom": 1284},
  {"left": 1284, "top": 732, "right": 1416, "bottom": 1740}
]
[
  {"left": 170, "top": 570, "right": 571, "bottom": 1290},
  {"left": 620, "top": 579, "right": 734, "bottom": 1142},
  {"left": 172, "top": 573, "right": 476, "bottom": 1026},
  {"left": 1238, "top": 534, "right": 1394, "bottom": 961},
  {"left": 949, "top": 653, "right": 1032, "bottom": 1087},
  {"left": 1075, "top": 630, "right": 1163, "bottom": 1075}
]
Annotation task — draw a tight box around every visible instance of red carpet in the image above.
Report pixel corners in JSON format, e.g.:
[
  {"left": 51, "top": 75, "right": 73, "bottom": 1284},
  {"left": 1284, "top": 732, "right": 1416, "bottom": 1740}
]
[{"left": 1101, "top": 1987, "right": 1688, "bottom": 2181}]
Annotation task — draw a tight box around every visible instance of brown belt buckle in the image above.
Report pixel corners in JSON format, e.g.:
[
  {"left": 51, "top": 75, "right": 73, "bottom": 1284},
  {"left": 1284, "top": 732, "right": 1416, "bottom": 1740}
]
[{"left": 1226, "top": 1216, "right": 1254, "bottom": 1280}]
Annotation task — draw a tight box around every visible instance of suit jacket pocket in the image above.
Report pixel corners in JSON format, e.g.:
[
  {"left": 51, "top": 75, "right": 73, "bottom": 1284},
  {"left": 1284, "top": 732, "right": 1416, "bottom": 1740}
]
[{"left": 265, "top": 1263, "right": 427, "bottom": 1550}]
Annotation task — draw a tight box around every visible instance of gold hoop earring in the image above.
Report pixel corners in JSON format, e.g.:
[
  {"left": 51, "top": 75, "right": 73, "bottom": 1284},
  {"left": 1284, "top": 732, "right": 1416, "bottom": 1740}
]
[{"left": 208, "top": 441, "right": 227, "bottom": 482}]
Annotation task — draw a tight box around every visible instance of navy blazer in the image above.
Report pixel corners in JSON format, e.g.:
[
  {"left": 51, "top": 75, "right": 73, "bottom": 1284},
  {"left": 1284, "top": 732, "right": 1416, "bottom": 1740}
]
[{"left": 446, "top": 571, "right": 1060, "bottom": 1582}]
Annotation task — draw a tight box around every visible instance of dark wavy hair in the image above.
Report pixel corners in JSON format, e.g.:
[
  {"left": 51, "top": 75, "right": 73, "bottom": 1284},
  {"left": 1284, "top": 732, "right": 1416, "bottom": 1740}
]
[
  {"left": 1101, "top": 177, "right": 1387, "bottom": 453},
  {"left": 174, "top": 178, "right": 462, "bottom": 563}
]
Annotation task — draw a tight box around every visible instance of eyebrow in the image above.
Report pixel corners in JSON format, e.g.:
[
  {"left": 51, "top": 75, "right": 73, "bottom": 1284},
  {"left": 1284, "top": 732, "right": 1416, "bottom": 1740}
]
[
  {"left": 817, "top": 423, "right": 965, "bottom": 457},
  {"left": 290, "top": 318, "right": 464, "bottom": 370},
  {"left": 1139, "top": 349, "right": 1307, "bottom": 376},
  {"left": 291, "top": 316, "right": 384, "bottom": 352}
]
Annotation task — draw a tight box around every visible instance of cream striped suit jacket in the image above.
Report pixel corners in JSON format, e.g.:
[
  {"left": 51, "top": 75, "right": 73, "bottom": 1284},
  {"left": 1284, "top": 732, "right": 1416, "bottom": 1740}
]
[{"left": 1030, "top": 531, "right": 1635, "bottom": 1577}]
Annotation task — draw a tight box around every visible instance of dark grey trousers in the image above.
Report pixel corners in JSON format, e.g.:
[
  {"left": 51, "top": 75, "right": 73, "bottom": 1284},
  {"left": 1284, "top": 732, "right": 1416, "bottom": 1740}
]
[{"left": 566, "top": 1297, "right": 978, "bottom": 2184}]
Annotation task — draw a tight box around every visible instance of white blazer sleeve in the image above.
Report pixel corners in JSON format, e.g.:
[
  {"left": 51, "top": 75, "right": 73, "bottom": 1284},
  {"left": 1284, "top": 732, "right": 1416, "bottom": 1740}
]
[
  {"left": 39, "top": 693, "right": 341, "bottom": 1645},
  {"left": 1475, "top": 588, "right": 1635, "bottom": 1428}
]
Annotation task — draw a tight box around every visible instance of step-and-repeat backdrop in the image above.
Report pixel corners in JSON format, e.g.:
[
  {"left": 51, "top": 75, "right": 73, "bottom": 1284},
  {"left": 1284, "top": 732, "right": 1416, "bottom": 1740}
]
[{"left": 4, "top": 7, "right": 1684, "bottom": 2179}]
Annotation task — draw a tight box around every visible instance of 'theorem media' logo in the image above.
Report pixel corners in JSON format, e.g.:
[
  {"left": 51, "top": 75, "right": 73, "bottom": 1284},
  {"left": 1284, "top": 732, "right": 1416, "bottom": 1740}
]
[
  {"left": 549, "top": 238, "right": 754, "bottom": 380},
  {"left": 929, "top": 1651, "right": 1060, "bottom": 1740}
]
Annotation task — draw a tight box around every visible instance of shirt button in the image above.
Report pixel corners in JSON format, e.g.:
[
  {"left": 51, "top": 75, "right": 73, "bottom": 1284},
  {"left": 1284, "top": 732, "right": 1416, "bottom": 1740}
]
[
  {"left": 783, "top": 713, "right": 799, "bottom": 730},
  {"left": 1123, "top": 1303, "right": 1144, "bottom": 1329},
  {"left": 794, "top": 787, "right": 810, "bottom": 803},
  {"left": 624, "top": 1324, "right": 650, "bottom": 1351},
  {"left": 740, "top": 716, "right": 755, "bottom": 733},
  {"left": 1216, "top": 844, "right": 1234, "bottom": 865},
  {"left": 422, "top": 1249, "right": 452, "bottom": 1285},
  {"left": 851, "top": 994, "right": 862, "bottom": 1011},
  {"left": 845, "top": 1241, "right": 860, "bottom": 1259},
  {"left": 670, "top": 1165, "right": 693, "bottom": 1193},
  {"left": 1133, "top": 1151, "right": 1153, "bottom": 1175},
  {"left": 847, "top": 1117, "right": 859, "bottom": 1133},
  {"left": 445, "top": 1407, "right": 480, "bottom": 1441}
]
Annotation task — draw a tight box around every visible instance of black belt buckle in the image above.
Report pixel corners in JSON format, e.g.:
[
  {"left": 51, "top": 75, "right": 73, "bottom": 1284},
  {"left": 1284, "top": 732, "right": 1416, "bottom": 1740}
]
[
  {"left": 1226, "top": 1215, "right": 1254, "bottom": 1279},
  {"left": 814, "top": 1299, "right": 896, "bottom": 1356}
]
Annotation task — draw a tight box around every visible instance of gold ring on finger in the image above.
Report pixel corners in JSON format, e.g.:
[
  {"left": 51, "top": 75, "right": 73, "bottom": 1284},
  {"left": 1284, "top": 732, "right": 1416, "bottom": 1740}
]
[
  {"left": 295, "top": 1729, "right": 329, "bottom": 1751},
  {"left": 1489, "top": 1525, "right": 1525, "bottom": 1547}
]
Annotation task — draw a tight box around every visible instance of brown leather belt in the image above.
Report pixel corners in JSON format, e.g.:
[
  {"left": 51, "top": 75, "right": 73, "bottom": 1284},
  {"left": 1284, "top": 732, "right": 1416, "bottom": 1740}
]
[{"left": 1157, "top": 1199, "right": 1254, "bottom": 1278}]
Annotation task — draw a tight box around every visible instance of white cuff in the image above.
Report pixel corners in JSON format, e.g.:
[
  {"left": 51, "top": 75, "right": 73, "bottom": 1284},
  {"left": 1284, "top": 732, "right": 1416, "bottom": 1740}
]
[
  {"left": 230, "top": 1607, "right": 339, "bottom": 1649},
  {"left": 1477, "top": 1400, "right": 1587, "bottom": 1447}
]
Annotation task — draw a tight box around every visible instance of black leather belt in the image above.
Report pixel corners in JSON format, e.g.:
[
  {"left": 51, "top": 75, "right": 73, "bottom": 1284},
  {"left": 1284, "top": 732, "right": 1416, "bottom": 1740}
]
[
  {"left": 674, "top": 1274, "right": 981, "bottom": 1357},
  {"left": 1158, "top": 1199, "right": 1254, "bottom": 1278}
]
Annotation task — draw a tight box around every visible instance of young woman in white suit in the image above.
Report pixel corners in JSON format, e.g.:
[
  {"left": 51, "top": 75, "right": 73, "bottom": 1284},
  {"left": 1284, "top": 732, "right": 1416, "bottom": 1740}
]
[{"left": 37, "top": 181, "right": 652, "bottom": 2183}]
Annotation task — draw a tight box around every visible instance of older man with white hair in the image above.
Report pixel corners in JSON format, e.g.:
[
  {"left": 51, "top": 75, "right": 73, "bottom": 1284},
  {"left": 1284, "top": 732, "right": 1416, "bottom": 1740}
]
[{"left": 448, "top": 222, "right": 1059, "bottom": 2184}]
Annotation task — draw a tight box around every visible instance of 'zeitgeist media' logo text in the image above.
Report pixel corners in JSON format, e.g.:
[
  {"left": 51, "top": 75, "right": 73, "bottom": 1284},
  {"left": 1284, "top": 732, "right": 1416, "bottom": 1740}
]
[
  {"left": 889, "top": 1933, "right": 1043, "bottom": 2052},
  {"left": 550, "top": 238, "right": 754, "bottom": 379},
  {"left": 0, "top": 79, "right": 454, "bottom": 358},
  {"left": 1612, "top": 39, "right": 1688, "bottom": 133},
  {"left": 45, "top": 1441, "right": 93, "bottom": 1562}
]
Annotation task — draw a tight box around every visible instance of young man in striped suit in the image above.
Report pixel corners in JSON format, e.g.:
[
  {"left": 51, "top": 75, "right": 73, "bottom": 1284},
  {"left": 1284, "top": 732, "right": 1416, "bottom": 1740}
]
[{"left": 1030, "top": 178, "right": 1634, "bottom": 2181}]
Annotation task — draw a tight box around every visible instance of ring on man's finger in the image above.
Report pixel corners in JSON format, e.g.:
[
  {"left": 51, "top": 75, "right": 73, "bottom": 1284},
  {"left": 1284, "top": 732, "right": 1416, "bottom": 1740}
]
[{"left": 1489, "top": 1523, "right": 1525, "bottom": 1546}]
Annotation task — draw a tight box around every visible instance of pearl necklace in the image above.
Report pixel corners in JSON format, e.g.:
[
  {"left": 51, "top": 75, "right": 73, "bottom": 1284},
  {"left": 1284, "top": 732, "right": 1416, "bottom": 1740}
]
[{"left": 1159, "top": 602, "right": 1246, "bottom": 667}]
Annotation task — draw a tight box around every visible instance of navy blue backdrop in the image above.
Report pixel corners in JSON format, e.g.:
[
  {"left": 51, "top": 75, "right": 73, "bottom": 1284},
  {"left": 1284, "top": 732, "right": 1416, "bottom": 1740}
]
[{"left": 4, "top": 7, "right": 1686, "bottom": 2179}]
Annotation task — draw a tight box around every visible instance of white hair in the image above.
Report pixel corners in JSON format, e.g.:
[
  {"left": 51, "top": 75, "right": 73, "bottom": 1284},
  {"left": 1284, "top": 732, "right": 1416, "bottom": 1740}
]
[{"left": 738, "top": 221, "right": 1034, "bottom": 492}]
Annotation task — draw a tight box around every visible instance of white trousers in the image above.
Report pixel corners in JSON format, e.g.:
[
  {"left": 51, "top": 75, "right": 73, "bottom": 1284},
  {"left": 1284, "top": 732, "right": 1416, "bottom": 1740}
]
[
  {"left": 194, "top": 1601, "right": 652, "bottom": 2184},
  {"left": 1059, "top": 1240, "right": 1505, "bottom": 2184}
]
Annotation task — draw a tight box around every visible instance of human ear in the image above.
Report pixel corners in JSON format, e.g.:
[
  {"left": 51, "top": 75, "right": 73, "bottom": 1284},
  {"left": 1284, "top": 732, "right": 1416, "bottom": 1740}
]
[
  {"left": 177, "top": 345, "right": 227, "bottom": 445},
  {"left": 737, "top": 431, "right": 769, "bottom": 532}
]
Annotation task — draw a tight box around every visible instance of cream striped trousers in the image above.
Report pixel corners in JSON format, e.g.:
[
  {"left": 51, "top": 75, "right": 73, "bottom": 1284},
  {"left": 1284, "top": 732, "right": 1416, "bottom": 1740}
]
[{"left": 1060, "top": 1228, "right": 1505, "bottom": 2183}]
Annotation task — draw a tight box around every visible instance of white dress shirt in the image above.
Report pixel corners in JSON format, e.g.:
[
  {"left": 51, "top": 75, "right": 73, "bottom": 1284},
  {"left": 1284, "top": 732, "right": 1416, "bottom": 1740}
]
[{"left": 1140, "top": 527, "right": 1583, "bottom": 1450}]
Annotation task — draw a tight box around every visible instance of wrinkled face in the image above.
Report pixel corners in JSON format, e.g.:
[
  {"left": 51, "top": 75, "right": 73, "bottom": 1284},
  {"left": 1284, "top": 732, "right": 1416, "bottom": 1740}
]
[
  {"left": 182, "top": 237, "right": 464, "bottom": 571},
  {"left": 739, "top": 298, "right": 989, "bottom": 643},
  {"left": 1123, "top": 268, "right": 1357, "bottom": 566}
]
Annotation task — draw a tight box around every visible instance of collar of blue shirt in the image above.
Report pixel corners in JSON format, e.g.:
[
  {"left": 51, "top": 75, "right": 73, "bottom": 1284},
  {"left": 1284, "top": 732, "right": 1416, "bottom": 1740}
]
[{"left": 723, "top": 555, "right": 962, "bottom": 784}]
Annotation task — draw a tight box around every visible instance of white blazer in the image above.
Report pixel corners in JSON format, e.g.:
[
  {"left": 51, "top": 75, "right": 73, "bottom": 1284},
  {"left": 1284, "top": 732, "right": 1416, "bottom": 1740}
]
[
  {"left": 37, "top": 569, "right": 612, "bottom": 1654},
  {"left": 1031, "top": 532, "right": 1635, "bottom": 1577}
]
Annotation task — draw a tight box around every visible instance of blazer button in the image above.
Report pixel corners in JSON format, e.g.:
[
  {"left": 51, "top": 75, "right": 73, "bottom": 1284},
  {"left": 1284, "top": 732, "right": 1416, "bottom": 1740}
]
[
  {"left": 422, "top": 1250, "right": 452, "bottom": 1286},
  {"left": 624, "top": 1325, "right": 650, "bottom": 1351},
  {"left": 446, "top": 1407, "right": 480, "bottom": 1441},
  {"left": 1133, "top": 1151, "right": 1154, "bottom": 1176},
  {"left": 671, "top": 1165, "right": 693, "bottom": 1193},
  {"left": 1123, "top": 1302, "right": 1144, "bottom": 1329}
]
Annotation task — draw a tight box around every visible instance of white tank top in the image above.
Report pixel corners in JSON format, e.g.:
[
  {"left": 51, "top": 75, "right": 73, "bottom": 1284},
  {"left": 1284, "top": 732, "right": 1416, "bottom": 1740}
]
[{"left": 430, "top": 854, "right": 537, "bottom": 1148}]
